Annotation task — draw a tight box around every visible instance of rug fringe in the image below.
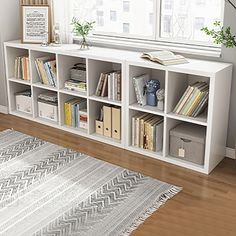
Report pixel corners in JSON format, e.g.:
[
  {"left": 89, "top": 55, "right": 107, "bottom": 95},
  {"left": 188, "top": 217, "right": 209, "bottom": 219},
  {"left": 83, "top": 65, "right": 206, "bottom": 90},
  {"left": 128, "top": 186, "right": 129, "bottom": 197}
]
[{"left": 120, "top": 186, "right": 182, "bottom": 236}]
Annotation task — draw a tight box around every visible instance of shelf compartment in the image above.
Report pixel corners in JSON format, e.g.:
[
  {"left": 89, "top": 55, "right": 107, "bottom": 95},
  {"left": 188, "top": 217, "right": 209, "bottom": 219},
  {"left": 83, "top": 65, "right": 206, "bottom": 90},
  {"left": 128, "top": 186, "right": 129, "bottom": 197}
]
[
  {"left": 87, "top": 59, "right": 122, "bottom": 100},
  {"left": 30, "top": 50, "right": 57, "bottom": 86},
  {"left": 5, "top": 46, "right": 29, "bottom": 80},
  {"left": 128, "top": 109, "right": 164, "bottom": 154},
  {"left": 89, "top": 95, "right": 122, "bottom": 106},
  {"left": 32, "top": 87, "right": 59, "bottom": 123},
  {"left": 165, "top": 118, "right": 207, "bottom": 168},
  {"left": 89, "top": 100, "right": 122, "bottom": 143},
  {"left": 8, "top": 77, "right": 31, "bottom": 85},
  {"left": 128, "top": 65, "right": 166, "bottom": 109},
  {"left": 166, "top": 71, "right": 210, "bottom": 119},
  {"left": 8, "top": 81, "right": 32, "bottom": 116},
  {"left": 59, "top": 93, "right": 88, "bottom": 131},
  {"left": 57, "top": 54, "right": 86, "bottom": 90}
]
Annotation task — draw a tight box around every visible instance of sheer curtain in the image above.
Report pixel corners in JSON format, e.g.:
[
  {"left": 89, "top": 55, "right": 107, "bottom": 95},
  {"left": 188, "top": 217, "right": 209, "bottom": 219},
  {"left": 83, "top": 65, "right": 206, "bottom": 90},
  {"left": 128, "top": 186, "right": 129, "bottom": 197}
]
[{"left": 53, "top": 0, "right": 73, "bottom": 43}]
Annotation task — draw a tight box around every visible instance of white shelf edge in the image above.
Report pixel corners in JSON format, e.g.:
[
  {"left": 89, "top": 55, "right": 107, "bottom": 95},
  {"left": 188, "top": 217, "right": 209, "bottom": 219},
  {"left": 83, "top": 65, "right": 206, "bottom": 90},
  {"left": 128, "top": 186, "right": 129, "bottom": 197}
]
[
  {"left": 89, "top": 95, "right": 122, "bottom": 106},
  {"left": 90, "top": 133, "right": 123, "bottom": 148},
  {"left": 129, "top": 103, "right": 165, "bottom": 116},
  {"left": 32, "top": 82, "right": 58, "bottom": 91},
  {"left": 166, "top": 112, "right": 208, "bottom": 126},
  {"left": 8, "top": 78, "right": 31, "bottom": 85},
  {"left": 61, "top": 125, "right": 88, "bottom": 137},
  {"left": 59, "top": 89, "right": 87, "bottom": 98}
]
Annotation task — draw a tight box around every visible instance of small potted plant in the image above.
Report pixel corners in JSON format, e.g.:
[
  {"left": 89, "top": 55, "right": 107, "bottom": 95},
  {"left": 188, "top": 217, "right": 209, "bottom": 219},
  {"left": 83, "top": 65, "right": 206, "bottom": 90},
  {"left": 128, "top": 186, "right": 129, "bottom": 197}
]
[{"left": 71, "top": 17, "right": 95, "bottom": 50}]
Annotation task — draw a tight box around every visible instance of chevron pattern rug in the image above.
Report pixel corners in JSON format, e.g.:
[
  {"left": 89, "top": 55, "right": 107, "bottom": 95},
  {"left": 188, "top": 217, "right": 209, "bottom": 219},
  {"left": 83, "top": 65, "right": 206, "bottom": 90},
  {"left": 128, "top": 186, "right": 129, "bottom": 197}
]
[{"left": 0, "top": 129, "right": 181, "bottom": 236}]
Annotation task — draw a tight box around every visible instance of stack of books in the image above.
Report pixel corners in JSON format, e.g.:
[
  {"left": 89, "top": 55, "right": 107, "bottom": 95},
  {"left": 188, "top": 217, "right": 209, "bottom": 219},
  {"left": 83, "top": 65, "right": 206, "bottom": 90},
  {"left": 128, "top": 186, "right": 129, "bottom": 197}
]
[
  {"left": 64, "top": 98, "right": 87, "bottom": 129},
  {"left": 132, "top": 113, "right": 164, "bottom": 152},
  {"left": 173, "top": 82, "right": 209, "bottom": 117},
  {"left": 95, "top": 71, "right": 121, "bottom": 101},
  {"left": 64, "top": 79, "right": 87, "bottom": 92},
  {"left": 14, "top": 56, "right": 30, "bottom": 81},
  {"left": 37, "top": 91, "right": 58, "bottom": 122},
  {"left": 35, "top": 57, "right": 57, "bottom": 87}
]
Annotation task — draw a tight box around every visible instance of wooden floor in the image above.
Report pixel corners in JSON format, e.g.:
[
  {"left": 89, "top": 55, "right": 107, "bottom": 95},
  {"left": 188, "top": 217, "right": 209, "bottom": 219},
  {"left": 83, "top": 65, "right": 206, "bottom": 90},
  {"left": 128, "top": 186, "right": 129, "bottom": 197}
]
[{"left": 0, "top": 113, "right": 236, "bottom": 236}]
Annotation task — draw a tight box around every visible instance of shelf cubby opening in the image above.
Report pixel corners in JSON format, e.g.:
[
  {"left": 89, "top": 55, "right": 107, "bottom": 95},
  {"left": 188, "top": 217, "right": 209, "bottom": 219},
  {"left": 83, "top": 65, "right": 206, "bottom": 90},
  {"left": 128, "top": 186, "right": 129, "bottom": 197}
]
[
  {"left": 87, "top": 59, "right": 122, "bottom": 102},
  {"left": 32, "top": 87, "right": 58, "bottom": 124},
  {"left": 5, "top": 46, "right": 29, "bottom": 81},
  {"left": 59, "top": 93, "right": 88, "bottom": 134},
  {"left": 30, "top": 50, "right": 57, "bottom": 87},
  {"left": 167, "top": 72, "right": 210, "bottom": 122},
  {"left": 128, "top": 65, "right": 166, "bottom": 114},
  {"left": 89, "top": 100, "right": 122, "bottom": 144},
  {"left": 57, "top": 55, "right": 87, "bottom": 94},
  {"left": 165, "top": 118, "right": 207, "bottom": 168},
  {"left": 8, "top": 81, "right": 32, "bottom": 116},
  {"left": 128, "top": 109, "right": 164, "bottom": 156}
]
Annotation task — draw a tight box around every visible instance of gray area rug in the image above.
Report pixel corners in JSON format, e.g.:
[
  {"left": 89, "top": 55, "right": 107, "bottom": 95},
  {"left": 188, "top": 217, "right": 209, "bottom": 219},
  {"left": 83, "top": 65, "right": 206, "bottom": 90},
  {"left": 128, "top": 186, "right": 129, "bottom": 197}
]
[{"left": 0, "top": 129, "right": 181, "bottom": 236}]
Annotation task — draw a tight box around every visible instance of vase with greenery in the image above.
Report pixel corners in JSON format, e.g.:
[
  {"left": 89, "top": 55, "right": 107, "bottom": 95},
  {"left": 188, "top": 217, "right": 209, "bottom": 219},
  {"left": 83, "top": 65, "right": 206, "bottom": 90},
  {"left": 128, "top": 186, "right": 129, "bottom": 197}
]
[
  {"left": 71, "top": 18, "right": 95, "bottom": 50},
  {"left": 201, "top": 0, "right": 236, "bottom": 48}
]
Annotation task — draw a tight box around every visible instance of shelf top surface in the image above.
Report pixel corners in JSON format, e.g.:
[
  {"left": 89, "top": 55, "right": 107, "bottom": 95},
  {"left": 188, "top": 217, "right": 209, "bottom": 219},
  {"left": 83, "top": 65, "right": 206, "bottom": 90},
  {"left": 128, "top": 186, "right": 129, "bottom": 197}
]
[{"left": 5, "top": 40, "right": 232, "bottom": 76}]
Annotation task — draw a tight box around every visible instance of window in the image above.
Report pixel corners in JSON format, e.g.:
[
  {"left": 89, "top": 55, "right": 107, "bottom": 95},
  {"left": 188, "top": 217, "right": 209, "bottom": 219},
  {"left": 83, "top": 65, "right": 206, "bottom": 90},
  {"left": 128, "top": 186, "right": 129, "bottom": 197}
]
[
  {"left": 71, "top": 0, "right": 224, "bottom": 47},
  {"left": 123, "top": 1, "right": 130, "bottom": 12},
  {"left": 110, "top": 10, "right": 117, "bottom": 21},
  {"left": 123, "top": 23, "right": 130, "bottom": 33}
]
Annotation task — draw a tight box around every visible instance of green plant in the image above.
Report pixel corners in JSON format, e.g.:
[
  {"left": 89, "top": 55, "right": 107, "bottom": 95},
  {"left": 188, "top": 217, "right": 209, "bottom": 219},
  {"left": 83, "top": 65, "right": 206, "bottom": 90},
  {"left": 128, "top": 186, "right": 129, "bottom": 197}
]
[
  {"left": 201, "top": 21, "right": 236, "bottom": 48},
  {"left": 201, "top": 0, "right": 236, "bottom": 48},
  {"left": 71, "top": 17, "right": 95, "bottom": 49}
]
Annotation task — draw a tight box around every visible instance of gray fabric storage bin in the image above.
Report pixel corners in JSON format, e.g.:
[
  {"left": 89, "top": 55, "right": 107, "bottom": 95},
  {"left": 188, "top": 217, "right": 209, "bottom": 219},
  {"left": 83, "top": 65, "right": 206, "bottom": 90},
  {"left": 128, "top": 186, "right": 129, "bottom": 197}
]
[{"left": 170, "top": 123, "right": 206, "bottom": 165}]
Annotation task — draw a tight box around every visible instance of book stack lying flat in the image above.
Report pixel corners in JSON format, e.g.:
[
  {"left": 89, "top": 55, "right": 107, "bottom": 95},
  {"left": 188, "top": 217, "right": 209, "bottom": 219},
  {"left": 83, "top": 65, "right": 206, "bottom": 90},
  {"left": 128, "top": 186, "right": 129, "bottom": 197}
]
[
  {"left": 64, "top": 98, "right": 87, "bottom": 129},
  {"left": 64, "top": 79, "right": 87, "bottom": 92},
  {"left": 95, "top": 71, "right": 121, "bottom": 101},
  {"left": 37, "top": 91, "right": 58, "bottom": 122},
  {"left": 132, "top": 113, "right": 164, "bottom": 152},
  {"left": 173, "top": 82, "right": 209, "bottom": 117},
  {"left": 35, "top": 57, "right": 57, "bottom": 87},
  {"left": 14, "top": 56, "right": 30, "bottom": 81}
]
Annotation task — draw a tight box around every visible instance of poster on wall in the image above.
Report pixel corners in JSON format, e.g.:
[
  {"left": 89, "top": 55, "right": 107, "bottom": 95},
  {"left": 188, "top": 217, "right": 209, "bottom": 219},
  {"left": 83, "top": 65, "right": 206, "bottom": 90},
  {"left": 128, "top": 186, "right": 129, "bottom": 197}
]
[{"left": 22, "top": 6, "right": 50, "bottom": 43}]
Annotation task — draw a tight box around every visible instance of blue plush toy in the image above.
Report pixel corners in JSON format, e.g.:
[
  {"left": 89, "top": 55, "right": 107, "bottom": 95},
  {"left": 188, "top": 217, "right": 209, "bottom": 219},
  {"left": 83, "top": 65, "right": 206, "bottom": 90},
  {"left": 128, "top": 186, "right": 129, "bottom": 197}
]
[{"left": 146, "top": 79, "right": 160, "bottom": 106}]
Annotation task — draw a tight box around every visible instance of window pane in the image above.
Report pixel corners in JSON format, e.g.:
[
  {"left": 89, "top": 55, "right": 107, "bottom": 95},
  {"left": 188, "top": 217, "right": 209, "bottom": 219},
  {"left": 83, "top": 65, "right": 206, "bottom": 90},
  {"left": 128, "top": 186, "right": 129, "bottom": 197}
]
[
  {"left": 160, "top": 0, "right": 223, "bottom": 42},
  {"left": 73, "top": 0, "right": 154, "bottom": 37}
]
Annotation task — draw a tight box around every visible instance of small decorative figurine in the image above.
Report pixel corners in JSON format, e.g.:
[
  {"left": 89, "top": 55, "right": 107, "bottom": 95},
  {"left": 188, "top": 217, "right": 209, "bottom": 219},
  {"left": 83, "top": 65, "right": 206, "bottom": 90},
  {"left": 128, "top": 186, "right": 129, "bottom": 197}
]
[
  {"left": 156, "top": 88, "right": 165, "bottom": 111},
  {"left": 146, "top": 79, "right": 160, "bottom": 106},
  {"left": 41, "top": 30, "right": 49, "bottom": 47}
]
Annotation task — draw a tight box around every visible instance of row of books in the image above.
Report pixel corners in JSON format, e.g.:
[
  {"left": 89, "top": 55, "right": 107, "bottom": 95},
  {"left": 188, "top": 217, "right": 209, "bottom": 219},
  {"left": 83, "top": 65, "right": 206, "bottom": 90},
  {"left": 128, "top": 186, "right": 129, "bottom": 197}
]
[
  {"left": 14, "top": 56, "right": 30, "bottom": 81},
  {"left": 132, "top": 113, "right": 164, "bottom": 152},
  {"left": 96, "top": 105, "right": 121, "bottom": 140},
  {"left": 64, "top": 98, "right": 88, "bottom": 130},
  {"left": 95, "top": 71, "right": 121, "bottom": 101},
  {"left": 35, "top": 56, "right": 57, "bottom": 87},
  {"left": 173, "top": 82, "right": 209, "bottom": 117}
]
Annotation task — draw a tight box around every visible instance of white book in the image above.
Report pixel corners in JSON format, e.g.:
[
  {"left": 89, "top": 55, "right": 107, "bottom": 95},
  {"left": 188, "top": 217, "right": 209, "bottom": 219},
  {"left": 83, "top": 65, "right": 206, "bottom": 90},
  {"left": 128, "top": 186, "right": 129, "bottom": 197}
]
[
  {"left": 131, "top": 116, "right": 136, "bottom": 146},
  {"left": 108, "top": 74, "right": 112, "bottom": 100},
  {"left": 133, "top": 74, "right": 149, "bottom": 106}
]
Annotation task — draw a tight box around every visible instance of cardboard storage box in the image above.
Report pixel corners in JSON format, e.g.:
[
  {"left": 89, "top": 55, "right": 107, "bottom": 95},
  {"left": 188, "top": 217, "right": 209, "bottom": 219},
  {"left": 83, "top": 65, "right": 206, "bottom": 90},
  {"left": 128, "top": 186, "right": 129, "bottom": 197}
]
[
  {"left": 170, "top": 123, "right": 206, "bottom": 165},
  {"left": 16, "top": 95, "right": 32, "bottom": 114},
  {"left": 38, "top": 100, "right": 58, "bottom": 122}
]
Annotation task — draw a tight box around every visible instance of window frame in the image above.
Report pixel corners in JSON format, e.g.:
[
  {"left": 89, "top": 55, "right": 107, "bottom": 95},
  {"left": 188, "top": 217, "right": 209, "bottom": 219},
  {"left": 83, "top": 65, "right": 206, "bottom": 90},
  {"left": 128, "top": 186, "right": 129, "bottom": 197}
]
[{"left": 72, "top": 0, "right": 225, "bottom": 55}]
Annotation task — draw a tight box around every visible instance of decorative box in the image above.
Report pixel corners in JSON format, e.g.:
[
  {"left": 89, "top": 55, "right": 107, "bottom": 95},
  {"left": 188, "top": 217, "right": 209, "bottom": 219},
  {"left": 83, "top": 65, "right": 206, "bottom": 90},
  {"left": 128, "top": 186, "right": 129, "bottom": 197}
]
[
  {"left": 170, "top": 123, "right": 206, "bottom": 165},
  {"left": 38, "top": 100, "right": 58, "bottom": 122},
  {"left": 15, "top": 94, "right": 32, "bottom": 114}
]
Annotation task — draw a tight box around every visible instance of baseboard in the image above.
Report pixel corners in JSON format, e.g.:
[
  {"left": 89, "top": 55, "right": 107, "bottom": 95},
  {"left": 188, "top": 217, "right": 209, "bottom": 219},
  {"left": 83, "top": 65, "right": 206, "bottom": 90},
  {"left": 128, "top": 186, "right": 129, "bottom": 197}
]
[
  {"left": 225, "top": 147, "right": 235, "bottom": 160},
  {"left": 0, "top": 105, "right": 8, "bottom": 114}
]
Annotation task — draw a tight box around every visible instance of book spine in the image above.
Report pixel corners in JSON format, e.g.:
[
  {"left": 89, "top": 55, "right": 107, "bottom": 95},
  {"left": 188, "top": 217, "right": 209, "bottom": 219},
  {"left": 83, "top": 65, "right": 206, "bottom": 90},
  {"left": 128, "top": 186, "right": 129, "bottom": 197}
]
[
  {"left": 131, "top": 116, "right": 136, "bottom": 146},
  {"left": 95, "top": 73, "right": 105, "bottom": 96},
  {"left": 117, "top": 73, "right": 121, "bottom": 101},
  {"left": 133, "top": 78, "right": 142, "bottom": 104},
  {"left": 64, "top": 102, "right": 70, "bottom": 126},
  {"left": 173, "top": 86, "right": 190, "bottom": 113}
]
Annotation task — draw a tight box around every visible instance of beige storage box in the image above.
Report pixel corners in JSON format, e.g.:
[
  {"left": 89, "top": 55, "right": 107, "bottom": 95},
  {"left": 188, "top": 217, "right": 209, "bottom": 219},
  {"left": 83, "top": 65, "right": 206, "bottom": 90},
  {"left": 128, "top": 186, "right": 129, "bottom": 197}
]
[
  {"left": 15, "top": 94, "right": 32, "bottom": 114},
  {"left": 170, "top": 123, "right": 206, "bottom": 165}
]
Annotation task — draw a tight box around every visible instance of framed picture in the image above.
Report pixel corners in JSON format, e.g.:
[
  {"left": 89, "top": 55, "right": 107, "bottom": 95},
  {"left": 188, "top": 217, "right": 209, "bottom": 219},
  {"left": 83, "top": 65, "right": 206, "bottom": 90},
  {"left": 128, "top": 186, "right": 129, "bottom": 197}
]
[{"left": 21, "top": 5, "right": 50, "bottom": 44}]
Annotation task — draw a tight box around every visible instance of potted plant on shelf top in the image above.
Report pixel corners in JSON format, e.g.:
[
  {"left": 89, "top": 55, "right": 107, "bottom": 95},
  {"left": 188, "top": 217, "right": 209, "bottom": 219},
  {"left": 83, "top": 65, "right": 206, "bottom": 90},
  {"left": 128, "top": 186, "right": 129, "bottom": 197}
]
[
  {"left": 71, "top": 17, "right": 96, "bottom": 50},
  {"left": 201, "top": 0, "right": 236, "bottom": 48}
]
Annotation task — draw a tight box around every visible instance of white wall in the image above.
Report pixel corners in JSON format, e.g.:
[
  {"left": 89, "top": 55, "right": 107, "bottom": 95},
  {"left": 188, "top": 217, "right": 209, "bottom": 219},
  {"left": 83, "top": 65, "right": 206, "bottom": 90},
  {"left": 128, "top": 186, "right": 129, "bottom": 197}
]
[{"left": 0, "top": 0, "right": 20, "bottom": 107}]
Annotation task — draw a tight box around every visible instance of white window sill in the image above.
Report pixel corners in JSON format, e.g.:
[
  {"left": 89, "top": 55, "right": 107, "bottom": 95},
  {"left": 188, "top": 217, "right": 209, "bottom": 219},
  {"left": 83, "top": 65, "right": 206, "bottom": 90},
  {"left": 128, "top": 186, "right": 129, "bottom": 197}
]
[{"left": 73, "top": 35, "right": 222, "bottom": 58}]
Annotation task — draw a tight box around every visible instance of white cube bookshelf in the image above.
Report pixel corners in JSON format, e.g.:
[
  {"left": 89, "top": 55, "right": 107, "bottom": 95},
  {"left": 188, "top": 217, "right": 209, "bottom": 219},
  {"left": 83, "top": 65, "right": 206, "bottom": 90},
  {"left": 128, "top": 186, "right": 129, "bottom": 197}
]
[{"left": 4, "top": 41, "right": 233, "bottom": 174}]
